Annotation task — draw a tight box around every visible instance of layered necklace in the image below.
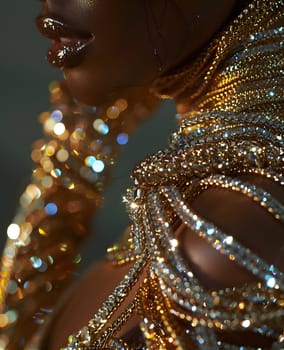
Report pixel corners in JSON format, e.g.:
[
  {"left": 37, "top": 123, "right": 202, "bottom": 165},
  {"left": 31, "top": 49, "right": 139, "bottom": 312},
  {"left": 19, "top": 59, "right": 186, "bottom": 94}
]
[
  {"left": 1, "top": 0, "right": 284, "bottom": 349},
  {"left": 65, "top": 1, "right": 284, "bottom": 349}
]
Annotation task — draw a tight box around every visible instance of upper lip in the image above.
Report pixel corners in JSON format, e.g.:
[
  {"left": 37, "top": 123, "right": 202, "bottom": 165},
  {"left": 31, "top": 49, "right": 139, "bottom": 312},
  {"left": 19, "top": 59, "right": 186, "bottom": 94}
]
[{"left": 36, "top": 15, "right": 92, "bottom": 41}]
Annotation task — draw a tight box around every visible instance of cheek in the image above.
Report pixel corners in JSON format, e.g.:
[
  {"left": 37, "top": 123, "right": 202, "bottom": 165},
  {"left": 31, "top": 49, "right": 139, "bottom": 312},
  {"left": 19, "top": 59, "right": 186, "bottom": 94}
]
[
  {"left": 61, "top": 1, "right": 159, "bottom": 106},
  {"left": 64, "top": 36, "right": 157, "bottom": 106}
]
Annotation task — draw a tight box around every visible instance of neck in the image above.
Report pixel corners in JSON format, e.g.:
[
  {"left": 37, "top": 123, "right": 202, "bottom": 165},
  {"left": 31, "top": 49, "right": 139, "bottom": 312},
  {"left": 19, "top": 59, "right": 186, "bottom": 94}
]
[
  {"left": 176, "top": 24, "right": 284, "bottom": 119},
  {"left": 150, "top": 0, "right": 284, "bottom": 119}
]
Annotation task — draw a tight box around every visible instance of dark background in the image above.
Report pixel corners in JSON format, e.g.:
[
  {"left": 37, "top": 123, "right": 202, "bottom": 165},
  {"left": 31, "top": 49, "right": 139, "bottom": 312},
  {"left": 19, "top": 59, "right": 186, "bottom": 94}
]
[{"left": 0, "top": 3, "right": 176, "bottom": 268}]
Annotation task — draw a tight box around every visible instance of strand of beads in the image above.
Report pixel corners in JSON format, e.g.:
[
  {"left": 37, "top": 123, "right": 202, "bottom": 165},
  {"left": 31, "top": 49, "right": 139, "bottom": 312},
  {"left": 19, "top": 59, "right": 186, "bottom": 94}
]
[{"left": 0, "top": 81, "right": 157, "bottom": 350}]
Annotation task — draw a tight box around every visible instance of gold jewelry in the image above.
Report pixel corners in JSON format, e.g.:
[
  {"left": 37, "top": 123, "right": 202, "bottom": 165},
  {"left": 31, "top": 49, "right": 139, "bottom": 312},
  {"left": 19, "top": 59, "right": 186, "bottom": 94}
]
[
  {"left": 151, "top": 0, "right": 284, "bottom": 102},
  {"left": 0, "top": 82, "right": 157, "bottom": 349},
  {"left": 64, "top": 1, "right": 284, "bottom": 349}
]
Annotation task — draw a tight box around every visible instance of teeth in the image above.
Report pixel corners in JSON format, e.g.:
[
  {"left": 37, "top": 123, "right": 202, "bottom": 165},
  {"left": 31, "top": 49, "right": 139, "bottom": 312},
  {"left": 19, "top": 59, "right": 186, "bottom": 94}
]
[{"left": 60, "top": 37, "right": 72, "bottom": 43}]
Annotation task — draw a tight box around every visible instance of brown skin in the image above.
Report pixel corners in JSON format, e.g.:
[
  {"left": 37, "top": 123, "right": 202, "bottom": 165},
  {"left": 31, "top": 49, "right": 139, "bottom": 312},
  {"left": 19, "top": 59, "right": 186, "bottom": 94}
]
[
  {"left": 48, "top": 175, "right": 284, "bottom": 349},
  {"left": 38, "top": 0, "right": 284, "bottom": 348},
  {"left": 183, "top": 175, "right": 284, "bottom": 290},
  {"left": 44, "top": 0, "right": 237, "bottom": 105}
]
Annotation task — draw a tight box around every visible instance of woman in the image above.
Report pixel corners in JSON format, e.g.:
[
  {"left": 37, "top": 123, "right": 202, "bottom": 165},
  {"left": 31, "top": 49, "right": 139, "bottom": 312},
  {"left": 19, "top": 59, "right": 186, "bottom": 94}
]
[{"left": 1, "top": 0, "right": 284, "bottom": 349}]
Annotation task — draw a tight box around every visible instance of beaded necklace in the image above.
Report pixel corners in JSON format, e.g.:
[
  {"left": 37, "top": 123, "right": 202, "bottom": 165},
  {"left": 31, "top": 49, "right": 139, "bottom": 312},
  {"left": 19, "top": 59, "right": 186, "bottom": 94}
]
[
  {"left": 0, "top": 81, "right": 157, "bottom": 349},
  {"left": 65, "top": 1, "right": 284, "bottom": 349}
]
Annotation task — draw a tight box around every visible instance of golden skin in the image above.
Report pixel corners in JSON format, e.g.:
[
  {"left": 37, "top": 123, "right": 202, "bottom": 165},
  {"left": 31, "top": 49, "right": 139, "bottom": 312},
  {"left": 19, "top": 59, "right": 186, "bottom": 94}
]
[{"left": 36, "top": 0, "right": 284, "bottom": 348}]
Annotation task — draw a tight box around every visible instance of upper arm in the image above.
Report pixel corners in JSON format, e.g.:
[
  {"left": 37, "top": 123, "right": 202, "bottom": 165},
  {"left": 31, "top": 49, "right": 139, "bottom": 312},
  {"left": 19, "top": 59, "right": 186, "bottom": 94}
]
[{"left": 179, "top": 174, "right": 284, "bottom": 290}]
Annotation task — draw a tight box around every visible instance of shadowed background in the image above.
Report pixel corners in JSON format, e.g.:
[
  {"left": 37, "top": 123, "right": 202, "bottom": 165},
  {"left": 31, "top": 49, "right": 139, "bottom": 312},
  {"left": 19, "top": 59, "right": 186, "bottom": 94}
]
[{"left": 0, "top": 3, "right": 176, "bottom": 268}]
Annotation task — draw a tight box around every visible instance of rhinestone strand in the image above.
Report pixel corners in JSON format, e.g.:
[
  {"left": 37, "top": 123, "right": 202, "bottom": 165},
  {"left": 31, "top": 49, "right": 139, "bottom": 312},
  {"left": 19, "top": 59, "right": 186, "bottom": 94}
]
[
  {"left": 52, "top": 2, "right": 284, "bottom": 349},
  {"left": 0, "top": 81, "right": 156, "bottom": 349}
]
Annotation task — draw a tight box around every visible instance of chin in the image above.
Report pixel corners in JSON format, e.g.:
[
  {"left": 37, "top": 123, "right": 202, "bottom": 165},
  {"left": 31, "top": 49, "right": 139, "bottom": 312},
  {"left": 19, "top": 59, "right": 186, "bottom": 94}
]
[{"left": 64, "top": 69, "right": 119, "bottom": 107}]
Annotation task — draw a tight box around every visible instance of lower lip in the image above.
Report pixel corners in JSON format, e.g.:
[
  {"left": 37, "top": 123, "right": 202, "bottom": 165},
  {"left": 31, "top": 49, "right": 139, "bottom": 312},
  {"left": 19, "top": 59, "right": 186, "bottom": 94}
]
[{"left": 47, "top": 38, "right": 93, "bottom": 69}]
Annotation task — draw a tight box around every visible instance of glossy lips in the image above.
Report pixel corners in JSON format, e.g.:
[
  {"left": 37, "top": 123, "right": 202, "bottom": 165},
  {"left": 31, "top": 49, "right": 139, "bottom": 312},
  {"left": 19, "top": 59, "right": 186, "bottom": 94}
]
[{"left": 36, "top": 16, "right": 94, "bottom": 69}]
